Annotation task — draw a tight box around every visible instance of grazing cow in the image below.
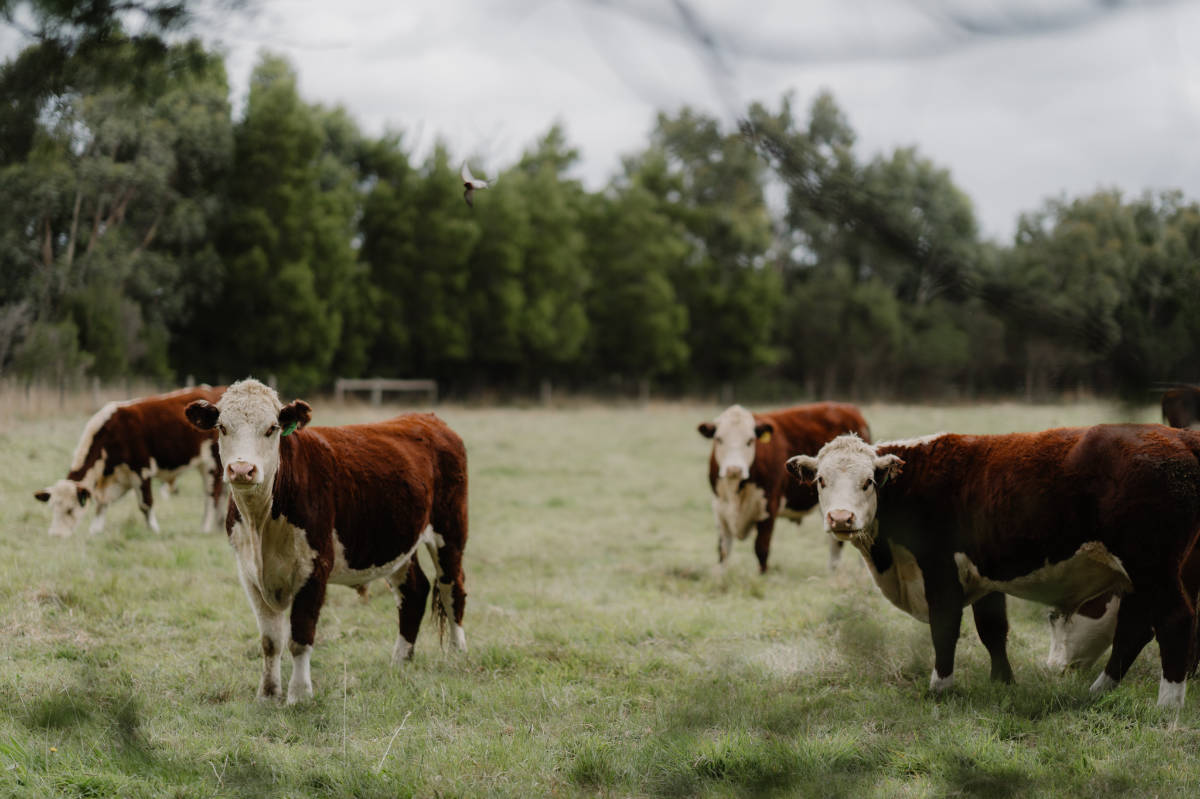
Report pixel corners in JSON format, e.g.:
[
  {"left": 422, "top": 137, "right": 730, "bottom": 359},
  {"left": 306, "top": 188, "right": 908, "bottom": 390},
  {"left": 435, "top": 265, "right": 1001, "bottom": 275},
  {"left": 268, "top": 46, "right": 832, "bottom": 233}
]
[
  {"left": 698, "top": 403, "right": 871, "bottom": 573},
  {"left": 788, "top": 427, "right": 1200, "bottom": 706},
  {"left": 184, "top": 379, "right": 468, "bottom": 703},
  {"left": 35, "top": 386, "right": 226, "bottom": 537},
  {"left": 1046, "top": 592, "right": 1119, "bottom": 671},
  {"left": 1163, "top": 386, "right": 1200, "bottom": 429}
]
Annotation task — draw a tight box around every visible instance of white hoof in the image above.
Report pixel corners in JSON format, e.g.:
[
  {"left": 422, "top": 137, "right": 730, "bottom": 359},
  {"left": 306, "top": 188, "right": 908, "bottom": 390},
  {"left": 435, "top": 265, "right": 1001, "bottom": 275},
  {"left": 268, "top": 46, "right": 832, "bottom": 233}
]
[
  {"left": 392, "top": 637, "right": 414, "bottom": 666},
  {"left": 929, "top": 669, "right": 954, "bottom": 692},
  {"left": 1158, "top": 676, "right": 1186, "bottom": 707},
  {"left": 1090, "top": 672, "right": 1118, "bottom": 694}
]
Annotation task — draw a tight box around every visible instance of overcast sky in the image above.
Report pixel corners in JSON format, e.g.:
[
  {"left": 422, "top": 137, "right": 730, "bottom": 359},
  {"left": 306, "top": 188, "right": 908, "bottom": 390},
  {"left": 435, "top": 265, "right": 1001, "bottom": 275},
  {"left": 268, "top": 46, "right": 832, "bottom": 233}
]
[{"left": 7, "top": 0, "right": 1200, "bottom": 240}]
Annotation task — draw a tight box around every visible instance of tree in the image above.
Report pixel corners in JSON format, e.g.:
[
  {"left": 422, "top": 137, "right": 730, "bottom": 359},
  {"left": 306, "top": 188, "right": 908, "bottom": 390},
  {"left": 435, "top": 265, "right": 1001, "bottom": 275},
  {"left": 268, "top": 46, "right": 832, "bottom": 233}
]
[
  {"left": 583, "top": 172, "right": 690, "bottom": 390},
  {"left": 639, "top": 108, "right": 779, "bottom": 387},
  {"left": 0, "top": 37, "right": 232, "bottom": 380},
  {"left": 183, "top": 54, "right": 354, "bottom": 392}
]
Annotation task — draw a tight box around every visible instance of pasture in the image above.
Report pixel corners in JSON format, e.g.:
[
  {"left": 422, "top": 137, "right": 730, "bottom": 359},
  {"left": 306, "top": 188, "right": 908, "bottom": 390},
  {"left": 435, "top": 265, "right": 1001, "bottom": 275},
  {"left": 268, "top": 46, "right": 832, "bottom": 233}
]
[{"left": 3, "top": 397, "right": 1200, "bottom": 798}]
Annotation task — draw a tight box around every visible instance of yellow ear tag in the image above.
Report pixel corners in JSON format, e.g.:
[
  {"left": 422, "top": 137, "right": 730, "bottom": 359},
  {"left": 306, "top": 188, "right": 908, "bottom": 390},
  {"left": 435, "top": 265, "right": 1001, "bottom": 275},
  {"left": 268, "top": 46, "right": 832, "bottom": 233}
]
[{"left": 759, "top": 431, "right": 771, "bottom": 443}]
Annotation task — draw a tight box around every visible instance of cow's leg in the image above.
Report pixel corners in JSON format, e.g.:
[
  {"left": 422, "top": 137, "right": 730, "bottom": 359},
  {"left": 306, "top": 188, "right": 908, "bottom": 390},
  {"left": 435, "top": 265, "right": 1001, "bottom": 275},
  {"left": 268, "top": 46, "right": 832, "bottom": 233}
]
[
  {"left": 202, "top": 444, "right": 225, "bottom": 533},
  {"left": 1150, "top": 594, "right": 1195, "bottom": 707},
  {"left": 828, "top": 538, "right": 844, "bottom": 572},
  {"left": 201, "top": 470, "right": 225, "bottom": 533},
  {"left": 753, "top": 517, "right": 776, "bottom": 574},
  {"left": 387, "top": 560, "right": 429, "bottom": 664},
  {"left": 355, "top": 583, "right": 370, "bottom": 604},
  {"left": 237, "top": 567, "right": 287, "bottom": 700},
  {"left": 287, "top": 575, "right": 327, "bottom": 704},
  {"left": 426, "top": 531, "right": 468, "bottom": 652},
  {"left": 923, "top": 557, "right": 966, "bottom": 692},
  {"left": 88, "top": 501, "right": 109, "bottom": 535},
  {"left": 972, "top": 592, "right": 1013, "bottom": 683},
  {"left": 713, "top": 506, "right": 734, "bottom": 569},
  {"left": 137, "top": 479, "right": 160, "bottom": 534},
  {"left": 1092, "top": 592, "right": 1155, "bottom": 694}
]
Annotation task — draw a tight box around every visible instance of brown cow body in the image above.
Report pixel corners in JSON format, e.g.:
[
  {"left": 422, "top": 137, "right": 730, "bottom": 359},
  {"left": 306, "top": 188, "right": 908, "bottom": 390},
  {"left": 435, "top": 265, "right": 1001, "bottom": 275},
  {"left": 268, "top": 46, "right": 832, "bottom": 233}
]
[
  {"left": 790, "top": 426, "right": 1200, "bottom": 706},
  {"left": 36, "top": 386, "right": 226, "bottom": 536},
  {"left": 186, "top": 379, "right": 469, "bottom": 703},
  {"left": 699, "top": 403, "right": 870, "bottom": 572}
]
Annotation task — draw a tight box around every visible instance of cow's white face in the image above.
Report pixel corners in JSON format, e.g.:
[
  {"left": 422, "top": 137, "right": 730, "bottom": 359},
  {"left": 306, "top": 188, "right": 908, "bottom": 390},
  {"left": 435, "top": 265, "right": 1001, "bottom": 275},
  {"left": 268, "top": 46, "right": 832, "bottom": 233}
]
[
  {"left": 1046, "top": 595, "right": 1119, "bottom": 671},
  {"left": 698, "top": 405, "right": 773, "bottom": 481},
  {"left": 787, "top": 434, "right": 903, "bottom": 538},
  {"left": 34, "top": 479, "right": 91, "bottom": 537},
  {"left": 185, "top": 379, "right": 310, "bottom": 492}
]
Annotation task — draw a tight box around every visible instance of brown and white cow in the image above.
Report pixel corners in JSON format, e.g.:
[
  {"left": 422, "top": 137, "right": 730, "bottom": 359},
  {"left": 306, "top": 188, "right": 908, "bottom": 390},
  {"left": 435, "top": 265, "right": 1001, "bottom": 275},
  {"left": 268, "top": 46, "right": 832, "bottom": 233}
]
[
  {"left": 35, "top": 386, "right": 226, "bottom": 537},
  {"left": 1163, "top": 386, "right": 1200, "bottom": 429},
  {"left": 788, "top": 427, "right": 1200, "bottom": 706},
  {"left": 698, "top": 403, "right": 871, "bottom": 573},
  {"left": 1046, "top": 592, "right": 1120, "bottom": 671},
  {"left": 184, "top": 379, "right": 469, "bottom": 703}
]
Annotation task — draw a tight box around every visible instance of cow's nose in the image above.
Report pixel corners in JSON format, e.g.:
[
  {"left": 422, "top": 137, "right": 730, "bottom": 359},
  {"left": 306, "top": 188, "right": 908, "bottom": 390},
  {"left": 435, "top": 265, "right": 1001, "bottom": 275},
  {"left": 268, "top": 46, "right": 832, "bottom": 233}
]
[
  {"left": 721, "top": 464, "right": 747, "bottom": 479},
  {"left": 227, "top": 461, "right": 257, "bottom": 483},
  {"left": 827, "top": 509, "right": 856, "bottom": 531}
]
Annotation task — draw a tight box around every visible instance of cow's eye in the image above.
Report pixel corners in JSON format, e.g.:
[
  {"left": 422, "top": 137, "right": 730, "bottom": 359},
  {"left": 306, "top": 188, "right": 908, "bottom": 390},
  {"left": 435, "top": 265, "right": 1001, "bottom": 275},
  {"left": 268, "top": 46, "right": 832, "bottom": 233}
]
[
  {"left": 216, "top": 424, "right": 227, "bottom": 435},
  {"left": 863, "top": 478, "right": 874, "bottom": 492},
  {"left": 746, "top": 438, "right": 754, "bottom": 446},
  {"left": 817, "top": 476, "right": 825, "bottom": 488},
  {"left": 265, "top": 424, "right": 279, "bottom": 437},
  {"left": 715, "top": 436, "right": 723, "bottom": 445}
]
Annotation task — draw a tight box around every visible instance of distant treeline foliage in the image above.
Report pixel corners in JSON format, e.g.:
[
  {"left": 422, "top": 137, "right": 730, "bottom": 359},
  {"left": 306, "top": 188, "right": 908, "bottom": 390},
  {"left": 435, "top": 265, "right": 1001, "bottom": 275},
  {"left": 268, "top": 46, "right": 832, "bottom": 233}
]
[{"left": 3, "top": 26, "right": 1200, "bottom": 398}]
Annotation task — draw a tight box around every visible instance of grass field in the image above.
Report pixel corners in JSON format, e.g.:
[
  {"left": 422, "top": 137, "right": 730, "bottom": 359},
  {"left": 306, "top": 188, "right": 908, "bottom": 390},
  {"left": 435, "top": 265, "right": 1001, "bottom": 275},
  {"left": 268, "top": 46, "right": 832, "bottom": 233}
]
[{"left": 3, "top": 397, "right": 1199, "bottom": 798}]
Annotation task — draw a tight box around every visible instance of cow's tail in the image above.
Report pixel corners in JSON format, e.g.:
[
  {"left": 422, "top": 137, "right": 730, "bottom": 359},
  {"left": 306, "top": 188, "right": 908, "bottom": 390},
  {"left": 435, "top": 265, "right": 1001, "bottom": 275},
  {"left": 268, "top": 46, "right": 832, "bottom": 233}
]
[{"left": 433, "top": 578, "right": 449, "bottom": 646}]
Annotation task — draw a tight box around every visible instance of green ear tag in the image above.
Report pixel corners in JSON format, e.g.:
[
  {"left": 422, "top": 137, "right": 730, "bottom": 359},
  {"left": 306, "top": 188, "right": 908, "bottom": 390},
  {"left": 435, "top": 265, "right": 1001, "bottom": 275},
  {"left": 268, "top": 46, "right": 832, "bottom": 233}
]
[{"left": 281, "top": 421, "right": 299, "bottom": 437}]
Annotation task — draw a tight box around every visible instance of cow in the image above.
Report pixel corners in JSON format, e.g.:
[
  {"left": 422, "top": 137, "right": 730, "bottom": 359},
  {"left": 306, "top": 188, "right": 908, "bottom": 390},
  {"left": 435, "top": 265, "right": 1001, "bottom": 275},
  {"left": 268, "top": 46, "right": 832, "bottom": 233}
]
[
  {"left": 184, "top": 378, "right": 469, "bottom": 703},
  {"left": 1046, "top": 592, "right": 1119, "bottom": 672},
  {"left": 1163, "top": 386, "right": 1200, "bottom": 429},
  {"left": 787, "top": 427, "right": 1200, "bottom": 707},
  {"left": 35, "top": 386, "right": 226, "bottom": 537},
  {"left": 698, "top": 403, "right": 871, "bottom": 573}
]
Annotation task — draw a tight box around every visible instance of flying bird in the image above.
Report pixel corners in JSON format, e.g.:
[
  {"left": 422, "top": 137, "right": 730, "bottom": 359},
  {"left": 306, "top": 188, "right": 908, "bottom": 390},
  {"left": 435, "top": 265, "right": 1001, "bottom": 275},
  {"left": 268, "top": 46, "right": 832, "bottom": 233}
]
[{"left": 461, "top": 162, "right": 494, "bottom": 207}]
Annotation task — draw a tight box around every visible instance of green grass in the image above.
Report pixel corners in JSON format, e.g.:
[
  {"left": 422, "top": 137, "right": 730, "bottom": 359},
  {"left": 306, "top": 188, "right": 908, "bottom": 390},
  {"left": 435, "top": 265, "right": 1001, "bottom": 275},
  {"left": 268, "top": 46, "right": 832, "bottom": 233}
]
[{"left": 3, "top": 398, "right": 1197, "bottom": 798}]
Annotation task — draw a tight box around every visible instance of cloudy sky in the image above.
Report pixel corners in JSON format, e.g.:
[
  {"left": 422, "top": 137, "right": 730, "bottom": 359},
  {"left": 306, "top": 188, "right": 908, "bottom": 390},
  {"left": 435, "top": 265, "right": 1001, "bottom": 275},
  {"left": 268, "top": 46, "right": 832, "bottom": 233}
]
[{"left": 8, "top": 0, "right": 1200, "bottom": 240}]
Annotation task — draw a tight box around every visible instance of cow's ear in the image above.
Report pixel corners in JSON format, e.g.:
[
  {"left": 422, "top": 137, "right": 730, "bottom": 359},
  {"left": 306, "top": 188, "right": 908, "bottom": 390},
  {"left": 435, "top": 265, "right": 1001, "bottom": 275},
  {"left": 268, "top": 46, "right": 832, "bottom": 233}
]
[
  {"left": 697, "top": 422, "right": 716, "bottom": 439},
  {"left": 75, "top": 485, "right": 90, "bottom": 506},
  {"left": 873, "top": 454, "right": 904, "bottom": 486},
  {"left": 279, "top": 400, "right": 313, "bottom": 434},
  {"left": 185, "top": 400, "right": 220, "bottom": 431},
  {"left": 787, "top": 455, "right": 819, "bottom": 483},
  {"left": 754, "top": 422, "right": 774, "bottom": 443},
  {"left": 34, "top": 489, "right": 50, "bottom": 503}
]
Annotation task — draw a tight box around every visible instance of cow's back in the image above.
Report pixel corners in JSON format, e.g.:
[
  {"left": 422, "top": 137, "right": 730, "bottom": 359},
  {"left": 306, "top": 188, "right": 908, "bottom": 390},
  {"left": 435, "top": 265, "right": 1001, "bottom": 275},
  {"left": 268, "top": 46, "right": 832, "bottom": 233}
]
[
  {"left": 883, "top": 425, "right": 1200, "bottom": 584},
  {"left": 275, "top": 413, "right": 467, "bottom": 568},
  {"left": 763, "top": 402, "right": 871, "bottom": 512},
  {"left": 74, "top": 386, "right": 224, "bottom": 479}
]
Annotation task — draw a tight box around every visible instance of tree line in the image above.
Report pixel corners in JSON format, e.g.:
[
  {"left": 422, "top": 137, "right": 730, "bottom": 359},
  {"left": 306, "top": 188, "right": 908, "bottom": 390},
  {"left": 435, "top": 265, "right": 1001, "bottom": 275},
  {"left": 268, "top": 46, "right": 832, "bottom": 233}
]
[{"left": 3, "top": 24, "right": 1200, "bottom": 400}]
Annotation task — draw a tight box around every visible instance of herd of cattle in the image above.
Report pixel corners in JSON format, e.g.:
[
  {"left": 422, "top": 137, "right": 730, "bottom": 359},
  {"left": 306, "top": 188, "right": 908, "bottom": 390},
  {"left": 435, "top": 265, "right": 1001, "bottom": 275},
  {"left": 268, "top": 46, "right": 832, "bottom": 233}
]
[{"left": 30, "top": 380, "right": 1200, "bottom": 708}]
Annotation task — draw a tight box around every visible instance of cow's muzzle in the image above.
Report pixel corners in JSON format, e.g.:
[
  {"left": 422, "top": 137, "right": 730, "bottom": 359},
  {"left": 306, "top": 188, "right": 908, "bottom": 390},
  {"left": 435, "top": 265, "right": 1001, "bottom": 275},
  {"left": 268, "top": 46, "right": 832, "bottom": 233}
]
[
  {"left": 226, "top": 461, "right": 259, "bottom": 485},
  {"left": 721, "top": 464, "right": 749, "bottom": 480},
  {"left": 826, "top": 508, "right": 858, "bottom": 536}
]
